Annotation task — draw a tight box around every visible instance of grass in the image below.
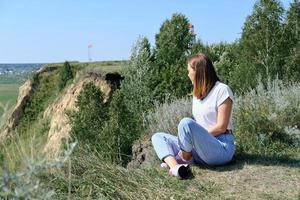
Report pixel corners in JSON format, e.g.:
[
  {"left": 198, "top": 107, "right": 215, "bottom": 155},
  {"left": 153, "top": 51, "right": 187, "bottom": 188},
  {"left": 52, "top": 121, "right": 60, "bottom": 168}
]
[
  {"left": 40, "top": 145, "right": 299, "bottom": 200},
  {"left": 0, "top": 84, "right": 19, "bottom": 116},
  {"left": 0, "top": 123, "right": 49, "bottom": 171},
  {"left": 1, "top": 140, "right": 299, "bottom": 199},
  {"left": 43, "top": 146, "right": 221, "bottom": 200},
  {"left": 82, "top": 60, "right": 128, "bottom": 74},
  {"left": 1, "top": 63, "right": 299, "bottom": 199},
  {"left": 0, "top": 74, "right": 27, "bottom": 116}
]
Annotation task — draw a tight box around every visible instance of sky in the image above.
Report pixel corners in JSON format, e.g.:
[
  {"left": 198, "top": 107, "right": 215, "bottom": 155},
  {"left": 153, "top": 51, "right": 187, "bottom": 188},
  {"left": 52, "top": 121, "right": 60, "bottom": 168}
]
[{"left": 0, "top": 0, "right": 293, "bottom": 63}]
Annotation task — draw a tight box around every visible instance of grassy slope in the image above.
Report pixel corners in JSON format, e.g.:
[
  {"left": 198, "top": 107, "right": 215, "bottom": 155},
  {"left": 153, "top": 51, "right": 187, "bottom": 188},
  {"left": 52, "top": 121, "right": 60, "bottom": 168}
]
[
  {"left": 43, "top": 149, "right": 300, "bottom": 200},
  {"left": 1, "top": 61, "right": 299, "bottom": 199},
  {"left": 0, "top": 61, "right": 126, "bottom": 116},
  {"left": 0, "top": 60, "right": 126, "bottom": 170}
]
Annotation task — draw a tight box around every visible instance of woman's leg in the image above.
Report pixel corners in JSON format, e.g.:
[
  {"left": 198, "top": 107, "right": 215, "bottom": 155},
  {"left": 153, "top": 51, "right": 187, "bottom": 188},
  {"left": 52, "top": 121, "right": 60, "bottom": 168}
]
[
  {"left": 151, "top": 132, "right": 181, "bottom": 168},
  {"left": 177, "top": 117, "right": 234, "bottom": 165},
  {"left": 151, "top": 132, "right": 192, "bottom": 179}
]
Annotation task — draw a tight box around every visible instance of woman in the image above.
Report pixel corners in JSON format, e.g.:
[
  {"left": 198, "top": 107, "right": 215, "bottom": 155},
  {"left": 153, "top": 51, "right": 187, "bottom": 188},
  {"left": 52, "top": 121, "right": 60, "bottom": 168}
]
[{"left": 151, "top": 53, "right": 235, "bottom": 179}]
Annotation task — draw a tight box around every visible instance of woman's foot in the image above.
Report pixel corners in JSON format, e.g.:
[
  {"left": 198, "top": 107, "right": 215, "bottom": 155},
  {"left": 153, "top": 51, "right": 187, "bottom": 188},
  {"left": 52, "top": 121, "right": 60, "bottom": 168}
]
[
  {"left": 168, "top": 164, "right": 191, "bottom": 179},
  {"left": 176, "top": 150, "right": 194, "bottom": 165},
  {"left": 161, "top": 151, "right": 193, "bottom": 169}
]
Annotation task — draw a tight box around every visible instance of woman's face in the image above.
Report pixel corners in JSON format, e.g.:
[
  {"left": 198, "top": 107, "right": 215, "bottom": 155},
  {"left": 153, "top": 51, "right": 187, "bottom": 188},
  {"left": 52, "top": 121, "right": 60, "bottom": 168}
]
[{"left": 187, "top": 64, "right": 196, "bottom": 84}]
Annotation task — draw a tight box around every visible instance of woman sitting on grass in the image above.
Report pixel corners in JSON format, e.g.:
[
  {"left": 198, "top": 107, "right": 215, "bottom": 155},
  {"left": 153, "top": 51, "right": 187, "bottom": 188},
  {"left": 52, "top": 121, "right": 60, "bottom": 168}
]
[{"left": 151, "top": 53, "right": 235, "bottom": 179}]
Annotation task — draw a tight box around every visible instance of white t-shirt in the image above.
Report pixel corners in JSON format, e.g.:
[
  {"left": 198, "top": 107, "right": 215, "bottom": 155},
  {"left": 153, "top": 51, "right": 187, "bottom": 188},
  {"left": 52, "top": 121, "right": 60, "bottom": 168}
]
[{"left": 192, "top": 81, "right": 234, "bottom": 131}]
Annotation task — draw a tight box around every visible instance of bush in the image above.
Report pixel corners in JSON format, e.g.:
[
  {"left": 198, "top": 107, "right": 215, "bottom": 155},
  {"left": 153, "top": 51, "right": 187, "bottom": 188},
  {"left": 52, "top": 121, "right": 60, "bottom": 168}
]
[
  {"left": 101, "top": 37, "right": 153, "bottom": 165},
  {"left": 233, "top": 77, "right": 300, "bottom": 152},
  {"left": 58, "top": 61, "right": 73, "bottom": 91},
  {"left": 0, "top": 141, "right": 76, "bottom": 199},
  {"left": 68, "top": 82, "right": 108, "bottom": 146},
  {"left": 16, "top": 69, "right": 60, "bottom": 134},
  {"left": 144, "top": 96, "right": 192, "bottom": 136}
]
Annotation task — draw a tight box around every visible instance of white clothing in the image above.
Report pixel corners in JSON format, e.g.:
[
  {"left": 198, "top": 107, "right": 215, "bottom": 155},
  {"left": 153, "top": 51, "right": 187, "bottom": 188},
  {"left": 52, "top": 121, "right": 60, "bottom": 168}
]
[{"left": 192, "top": 81, "right": 234, "bottom": 131}]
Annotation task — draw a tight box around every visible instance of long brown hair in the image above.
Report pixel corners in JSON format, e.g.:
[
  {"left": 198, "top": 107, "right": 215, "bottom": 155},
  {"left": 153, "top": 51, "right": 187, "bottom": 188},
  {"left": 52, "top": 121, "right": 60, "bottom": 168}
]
[{"left": 188, "top": 53, "right": 220, "bottom": 100}]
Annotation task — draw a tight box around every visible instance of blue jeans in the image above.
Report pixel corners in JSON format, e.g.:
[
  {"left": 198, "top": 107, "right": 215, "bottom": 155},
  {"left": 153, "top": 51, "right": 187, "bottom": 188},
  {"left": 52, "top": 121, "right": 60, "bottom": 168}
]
[{"left": 151, "top": 117, "right": 235, "bottom": 166}]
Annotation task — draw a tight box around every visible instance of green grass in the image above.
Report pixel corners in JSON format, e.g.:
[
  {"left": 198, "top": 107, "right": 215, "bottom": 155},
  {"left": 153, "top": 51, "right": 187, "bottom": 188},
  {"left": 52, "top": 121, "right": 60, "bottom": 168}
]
[
  {"left": 42, "top": 146, "right": 221, "bottom": 200},
  {"left": 43, "top": 60, "right": 127, "bottom": 74},
  {"left": 81, "top": 60, "right": 128, "bottom": 74},
  {"left": 1, "top": 140, "right": 299, "bottom": 199},
  {"left": 41, "top": 145, "right": 299, "bottom": 200},
  {"left": 1, "top": 62, "right": 299, "bottom": 199},
  {"left": 0, "top": 121, "right": 49, "bottom": 171},
  {"left": 0, "top": 75, "right": 27, "bottom": 116},
  {"left": 0, "top": 84, "right": 19, "bottom": 102}
]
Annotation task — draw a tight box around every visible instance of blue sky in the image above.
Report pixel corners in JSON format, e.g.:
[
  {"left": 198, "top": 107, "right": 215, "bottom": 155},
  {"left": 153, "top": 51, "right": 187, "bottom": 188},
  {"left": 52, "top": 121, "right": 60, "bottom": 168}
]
[{"left": 0, "top": 0, "right": 292, "bottom": 63}]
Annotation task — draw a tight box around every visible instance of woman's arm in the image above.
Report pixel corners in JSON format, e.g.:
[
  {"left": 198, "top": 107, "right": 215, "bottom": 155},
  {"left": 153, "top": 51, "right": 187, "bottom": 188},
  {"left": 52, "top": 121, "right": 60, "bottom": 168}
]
[{"left": 207, "top": 97, "right": 233, "bottom": 137}]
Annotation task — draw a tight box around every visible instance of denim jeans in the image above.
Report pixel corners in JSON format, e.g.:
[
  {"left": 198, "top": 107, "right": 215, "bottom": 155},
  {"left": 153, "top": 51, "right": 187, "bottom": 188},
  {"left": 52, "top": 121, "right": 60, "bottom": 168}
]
[{"left": 151, "top": 117, "right": 235, "bottom": 166}]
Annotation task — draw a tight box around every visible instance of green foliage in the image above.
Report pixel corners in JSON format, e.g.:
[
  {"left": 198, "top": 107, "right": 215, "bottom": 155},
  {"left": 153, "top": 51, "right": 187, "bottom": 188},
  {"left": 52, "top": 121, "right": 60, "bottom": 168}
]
[
  {"left": 102, "top": 37, "right": 153, "bottom": 165},
  {"left": 0, "top": 141, "right": 76, "bottom": 199},
  {"left": 144, "top": 97, "right": 192, "bottom": 136},
  {"left": 58, "top": 61, "right": 73, "bottom": 91},
  {"left": 16, "top": 70, "right": 60, "bottom": 134},
  {"left": 68, "top": 82, "right": 108, "bottom": 145},
  {"left": 155, "top": 13, "right": 195, "bottom": 66},
  {"left": 240, "top": 0, "right": 284, "bottom": 78},
  {"left": 211, "top": 0, "right": 300, "bottom": 93},
  {"left": 282, "top": 0, "right": 300, "bottom": 82},
  {"left": 101, "top": 90, "right": 135, "bottom": 164},
  {"left": 44, "top": 145, "right": 219, "bottom": 200},
  {"left": 233, "top": 78, "right": 300, "bottom": 153},
  {"left": 149, "top": 13, "right": 195, "bottom": 102}
]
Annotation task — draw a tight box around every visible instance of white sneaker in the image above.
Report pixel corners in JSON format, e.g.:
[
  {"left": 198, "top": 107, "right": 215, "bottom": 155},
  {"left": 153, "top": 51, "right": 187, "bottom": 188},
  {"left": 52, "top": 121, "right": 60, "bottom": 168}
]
[
  {"left": 160, "top": 162, "right": 169, "bottom": 168},
  {"left": 168, "top": 164, "right": 191, "bottom": 179}
]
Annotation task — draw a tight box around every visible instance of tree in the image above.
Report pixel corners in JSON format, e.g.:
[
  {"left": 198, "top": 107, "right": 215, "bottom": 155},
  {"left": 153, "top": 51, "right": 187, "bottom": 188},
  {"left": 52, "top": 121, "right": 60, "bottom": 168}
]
[
  {"left": 101, "top": 37, "right": 154, "bottom": 165},
  {"left": 282, "top": 0, "right": 300, "bottom": 81},
  {"left": 239, "top": 0, "right": 284, "bottom": 81},
  {"left": 213, "top": 42, "right": 240, "bottom": 86},
  {"left": 149, "top": 13, "right": 195, "bottom": 102},
  {"left": 59, "top": 61, "right": 73, "bottom": 90},
  {"left": 68, "top": 82, "right": 108, "bottom": 145}
]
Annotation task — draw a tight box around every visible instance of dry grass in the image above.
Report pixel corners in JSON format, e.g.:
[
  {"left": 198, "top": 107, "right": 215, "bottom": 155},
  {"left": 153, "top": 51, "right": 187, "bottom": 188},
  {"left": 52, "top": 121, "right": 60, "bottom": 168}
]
[{"left": 191, "top": 156, "right": 300, "bottom": 199}]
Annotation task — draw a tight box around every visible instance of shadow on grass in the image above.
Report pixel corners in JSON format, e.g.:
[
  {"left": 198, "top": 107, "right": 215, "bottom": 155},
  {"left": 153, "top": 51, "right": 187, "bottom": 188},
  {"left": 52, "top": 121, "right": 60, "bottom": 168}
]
[{"left": 194, "top": 152, "right": 300, "bottom": 172}]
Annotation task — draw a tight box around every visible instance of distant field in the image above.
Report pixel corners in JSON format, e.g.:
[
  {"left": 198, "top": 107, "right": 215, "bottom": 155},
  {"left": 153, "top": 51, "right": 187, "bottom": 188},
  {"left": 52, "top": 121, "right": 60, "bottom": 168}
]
[{"left": 0, "top": 75, "right": 26, "bottom": 115}]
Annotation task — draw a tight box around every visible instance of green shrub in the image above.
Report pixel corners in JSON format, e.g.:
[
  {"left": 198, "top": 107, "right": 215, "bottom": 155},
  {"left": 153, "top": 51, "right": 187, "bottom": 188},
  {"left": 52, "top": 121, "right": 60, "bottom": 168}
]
[
  {"left": 101, "top": 37, "right": 153, "bottom": 165},
  {"left": 68, "top": 82, "right": 108, "bottom": 146},
  {"left": 234, "top": 78, "right": 300, "bottom": 152},
  {"left": 0, "top": 140, "right": 76, "bottom": 199},
  {"left": 16, "top": 69, "right": 60, "bottom": 134},
  {"left": 58, "top": 61, "right": 73, "bottom": 91},
  {"left": 144, "top": 96, "right": 192, "bottom": 136}
]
